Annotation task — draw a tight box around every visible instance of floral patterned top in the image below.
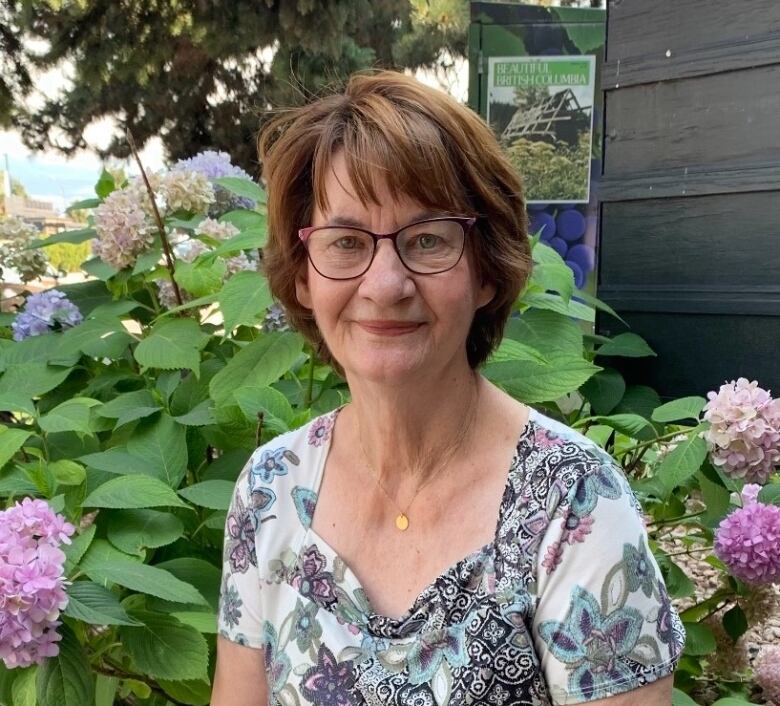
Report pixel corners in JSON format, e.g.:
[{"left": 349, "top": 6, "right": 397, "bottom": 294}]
[{"left": 218, "top": 406, "right": 685, "bottom": 706}]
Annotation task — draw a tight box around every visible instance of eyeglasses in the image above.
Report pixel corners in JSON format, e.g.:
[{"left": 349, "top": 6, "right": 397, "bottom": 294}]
[{"left": 298, "top": 216, "right": 476, "bottom": 280}]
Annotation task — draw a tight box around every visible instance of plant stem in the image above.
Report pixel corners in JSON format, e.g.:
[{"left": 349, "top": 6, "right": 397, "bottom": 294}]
[
  {"left": 619, "top": 428, "right": 696, "bottom": 455},
  {"left": 664, "top": 545, "right": 712, "bottom": 558},
  {"left": 648, "top": 511, "right": 705, "bottom": 528},
  {"left": 125, "top": 129, "right": 185, "bottom": 310},
  {"left": 304, "top": 347, "right": 315, "bottom": 409}
]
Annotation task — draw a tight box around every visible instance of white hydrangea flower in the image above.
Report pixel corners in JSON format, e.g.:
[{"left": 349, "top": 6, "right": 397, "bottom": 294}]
[{"left": 195, "top": 217, "right": 239, "bottom": 241}]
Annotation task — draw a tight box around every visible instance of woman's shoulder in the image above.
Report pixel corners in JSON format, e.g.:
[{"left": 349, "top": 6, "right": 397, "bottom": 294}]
[
  {"left": 231, "top": 407, "right": 341, "bottom": 527},
  {"left": 521, "top": 407, "right": 638, "bottom": 511}
]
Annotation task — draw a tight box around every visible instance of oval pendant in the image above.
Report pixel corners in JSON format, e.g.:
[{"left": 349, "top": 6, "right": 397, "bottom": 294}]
[{"left": 395, "top": 513, "right": 409, "bottom": 531}]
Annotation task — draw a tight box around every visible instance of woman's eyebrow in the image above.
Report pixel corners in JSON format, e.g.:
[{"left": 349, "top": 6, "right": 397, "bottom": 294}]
[{"left": 326, "top": 209, "right": 447, "bottom": 228}]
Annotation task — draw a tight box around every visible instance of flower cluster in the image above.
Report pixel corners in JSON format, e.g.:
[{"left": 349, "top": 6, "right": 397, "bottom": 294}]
[
  {"left": 0, "top": 216, "right": 37, "bottom": 241},
  {"left": 756, "top": 645, "right": 780, "bottom": 704},
  {"left": 702, "top": 378, "right": 780, "bottom": 484},
  {"left": 714, "top": 485, "right": 780, "bottom": 585},
  {"left": 0, "top": 498, "right": 75, "bottom": 668},
  {"left": 263, "top": 303, "right": 290, "bottom": 333},
  {"left": 0, "top": 240, "right": 49, "bottom": 283},
  {"left": 173, "top": 150, "right": 257, "bottom": 214},
  {"left": 159, "top": 170, "right": 215, "bottom": 214},
  {"left": 93, "top": 187, "right": 155, "bottom": 270},
  {"left": 11, "top": 290, "right": 83, "bottom": 341}
]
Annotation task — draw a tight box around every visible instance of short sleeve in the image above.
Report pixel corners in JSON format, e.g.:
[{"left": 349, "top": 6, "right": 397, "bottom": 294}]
[
  {"left": 532, "top": 459, "right": 685, "bottom": 704},
  {"left": 217, "top": 453, "right": 265, "bottom": 648}
]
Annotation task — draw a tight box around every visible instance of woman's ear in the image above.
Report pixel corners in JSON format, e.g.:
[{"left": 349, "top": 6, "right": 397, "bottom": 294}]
[
  {"left": 476, "top": 279, "right": 496, "bottom": 310},
  {"left": 295, "top": 271, "right": 312, "bottom": 310}
]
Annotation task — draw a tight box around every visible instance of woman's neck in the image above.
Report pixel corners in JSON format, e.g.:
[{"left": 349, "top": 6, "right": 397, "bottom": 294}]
[{"left": 342, "top": 363, "right": 482, "bottom": 490}]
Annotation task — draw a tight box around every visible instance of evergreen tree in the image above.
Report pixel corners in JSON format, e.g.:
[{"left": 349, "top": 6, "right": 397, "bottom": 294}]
[{"left": 7, "top": 0, "right": 469, "bottom": 174}]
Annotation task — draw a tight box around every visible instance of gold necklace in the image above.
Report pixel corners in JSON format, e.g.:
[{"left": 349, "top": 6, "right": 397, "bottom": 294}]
[{"left": 358, "top": 379, "right": 480, "bottom": 531}]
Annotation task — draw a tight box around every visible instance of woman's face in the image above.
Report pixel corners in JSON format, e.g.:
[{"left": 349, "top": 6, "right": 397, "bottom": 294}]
[{"left": 295, "top": 151, "right": 495, "bottom": 385}]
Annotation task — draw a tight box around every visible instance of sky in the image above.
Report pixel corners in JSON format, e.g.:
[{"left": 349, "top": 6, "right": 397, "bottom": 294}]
[{"left": 1, "top": 59, "right": 468, "bottom": 215}]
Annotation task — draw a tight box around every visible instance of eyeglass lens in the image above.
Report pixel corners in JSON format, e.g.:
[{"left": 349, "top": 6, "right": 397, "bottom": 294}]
[{"left": 306, "top": 220, "right": 465, "bottom": 278}]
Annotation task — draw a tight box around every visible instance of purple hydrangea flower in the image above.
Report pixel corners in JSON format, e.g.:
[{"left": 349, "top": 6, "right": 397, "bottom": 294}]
[
  {"left": 172, "top": 150, "right": 257, "bottom": 215},
  {"left": 0, "top": 498, "right": 75, "bottom": 668},
  {"left": 714, "top": 488, "right": 780, "bottom": 585},
  {"left": 11, "top": 290, "right": 83, "bottom": 341}
]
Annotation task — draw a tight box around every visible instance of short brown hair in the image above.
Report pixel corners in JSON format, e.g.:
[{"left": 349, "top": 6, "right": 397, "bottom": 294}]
[{"left": 258, "top": 69, "right": 531, "bottom": 369}]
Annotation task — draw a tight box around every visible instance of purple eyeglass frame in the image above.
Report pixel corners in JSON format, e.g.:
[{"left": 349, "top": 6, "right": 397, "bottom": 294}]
[{"left": 297, "top": 216, "right": 477, "bottom": 280}]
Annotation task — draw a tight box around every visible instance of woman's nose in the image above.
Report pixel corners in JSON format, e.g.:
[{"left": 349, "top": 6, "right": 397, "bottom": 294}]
[{"left": 357, "top": 240, "right": 414, "bottom": 302}]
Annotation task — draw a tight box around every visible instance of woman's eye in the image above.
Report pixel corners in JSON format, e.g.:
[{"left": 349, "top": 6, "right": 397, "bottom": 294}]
[
  {"left": 334, "top": 236, "right": 360, "bottom": 250},
  {"left": 416, "top": 234, "right": 440, "bottom": 249}
]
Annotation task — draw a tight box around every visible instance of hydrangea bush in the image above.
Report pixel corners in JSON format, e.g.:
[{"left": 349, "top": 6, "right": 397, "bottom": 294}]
[{"left": 0, "top": 157, "right": 777, "bottom": 706}]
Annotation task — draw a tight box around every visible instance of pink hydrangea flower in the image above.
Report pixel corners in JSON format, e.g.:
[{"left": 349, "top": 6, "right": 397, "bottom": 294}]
[
  {"left": 714, "top": 495, "right": 780, "bottom": 585},
  {"left": 756, "top": 645, "right": 780, "bottom": 704},
  {"left": 0, "top": 498, "right": 75, "bottom": 668},
  {"left": 702, "top": 378, "right": 780, "bottom": 484}
]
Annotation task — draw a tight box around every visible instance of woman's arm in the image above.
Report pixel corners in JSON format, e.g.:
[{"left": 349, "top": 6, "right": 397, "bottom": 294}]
[
  {"left": 585, "top": 675, "right": 673, "bottom": 705},
  {"left": 211, "top": 636, "right": 269, "bottom": 706}
]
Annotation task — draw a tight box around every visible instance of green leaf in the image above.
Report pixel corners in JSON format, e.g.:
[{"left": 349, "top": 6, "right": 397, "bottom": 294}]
[
  {"left": 95, "top": 168, "right": 115, "bottom": 199},
  {"left": 573, "top": 290, "right": 627, "bottom": 326},
  {"left": 63, "top": 581, "right": 142, "bottom": 626},
  {"left": 488, "top": 338, "right": 548, "bottom": 365},
  {"left": 580, "top": 368, "right": 625, "bottom": 415},
  {"left": 682, "top": 622, "right": 716, "bottom": 656},
  {"left": 484, "top": 354, "right": 601, "bottom": 404},
  {"left": 521, "top": 291, "right": 595, "bottom": 322},
  {"left": 213, "top": 176, "right": 266, "bottom": 203},
  {"left": 585, "top": 424, "right": 613, "bottom": 449},
  {"left": 0, "top": 427, "right": 33, "bottom": 469},
  {"left": 51, "top": 316, "right": 134, "bottom": 362},
  {"left": 0, "top": 339, "right": 73, "bottom": 401},
  {"left": 218, "top": 271, "right": 274, "bottom": 332},
  {"left": 28, "top": 227, "right": 96, "bottom": 248},
  {"left": 66, "top": 197, "right": 101, "bottom": 213},
  {"left": 83, "top": 474, "right": 189, "bottom": 509},
  {"left": 80, "top": 540, "right": 207, "bottom": 605},
  {"left": 211, "top": 228, "right": 267, "bottom": 256},
  {"left": 652, "top": 397, "right": 707, "bottom": 424},
  {"left": 94, "top": 675, "right": 119, "bottom": 706},
  {"left": 120, "top": 611, "right": 209, "bottom": 681},
  {"left": 173, "top": 399, "right": 216, "bottom": 426},
  {"left": 127, "top": 413, "right": 188, "bottom": 486},
  {"left": 550, "top": 7, "right": 605, "bottom": 52},
  {"left": 158, "top": 678, "right": 212, "bottom": 706},
  {"left": 722, "top": 604, "right": 748, "bottom": 642},
  {"left": 174, "top": 258, "right": 227, "bottom": 298},
  {"left": 107, "top": 509, "right": 185, "bottom": 554},
  {"left": 0, "top": 468, "right": 39, "bottom": 496},
  {"left": 82, "top": 256, "right": 119, "bottom": 280},
  {"left": 219, "top": 208, "right": 267, "bottom": 231},
  {"left": 48, "top": 460, "right": 86, "bottom": 487},
  {"left": 532, "top": 262, "right": 575, "bottom": 303},
  {"left": 38, "top": 397, "right": 102, "bottom": 435},
  {"left": 152, "top": 558, "right": 222, "bottom": 611},
  {"left": 77, "top": 446, "right": 151, "bottom": 476},
  {"left": 698, "top": 470, "right": 731, "bottom": 527},
  {"left": 209, "top": 332, "right": 303, "bottom": 407},
  {"left": 132, "top": 247, "right": 163, "bottom": 275},
  {"left": 591, "top": 413, "right": 654, "bottom": 438},
  {"left": 657, "top": 555, "right": 695, "bottom": 599},
  {"left": 596, "top": 332, "right": 656, "bottom": 358},
  {"left": 169, "top": 611, "right": 218, "bottom": 635},
  {"left": 672, "top": 689, "right": 700, "bottom": 706},
  {"left": 711, "top": 699, "right": 761, "bottom": 706},
  {"left": 63, "top": 524, "right": 96, "bottom": 575},
  {"left": 178, "top": 480, "right": 235, "bottom": 510},
  {"left": 36, "top": 623, "right": 94, "bottom": 706},
  {"left": 96, "top": 389, "right": 161, "bottom": 427},
  {"left": 233, "top": 385, "right": 294, "bottom": 429},
  {"left": 758, "top": 483, "right": 780, "bottom": 505},
  {"left": 134, "top": 318, "right": 209, "bottom": 377},
  {"left": 11, "top": 666, "right": 36, "bottom": 706},
  {"left": 657, "top": 431, "right": 709, "bottom": 494}
]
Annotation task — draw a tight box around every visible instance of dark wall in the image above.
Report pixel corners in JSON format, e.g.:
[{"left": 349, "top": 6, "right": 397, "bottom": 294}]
[{"left": 597, "top": 0, "right": 780, "bottom": 398}]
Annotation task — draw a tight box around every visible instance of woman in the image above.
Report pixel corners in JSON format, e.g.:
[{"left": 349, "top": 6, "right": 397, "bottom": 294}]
[{"left": 213, "top": 70, "right": 684, "bottom": 705}]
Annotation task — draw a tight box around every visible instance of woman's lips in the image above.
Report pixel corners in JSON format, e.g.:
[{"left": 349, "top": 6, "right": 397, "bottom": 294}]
[{"left": 357, "top": 320, "right": 424, "bottom": 336}]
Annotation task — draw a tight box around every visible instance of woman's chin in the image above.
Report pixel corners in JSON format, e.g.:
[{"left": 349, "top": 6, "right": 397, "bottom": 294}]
[{"left": 341, "top": 350, "right": 430, "bottom": 386}]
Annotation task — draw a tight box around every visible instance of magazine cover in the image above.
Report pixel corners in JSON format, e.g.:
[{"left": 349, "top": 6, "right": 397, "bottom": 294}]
[{"left": 487, "top": 56, "right": 596, "bottom": 203}]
